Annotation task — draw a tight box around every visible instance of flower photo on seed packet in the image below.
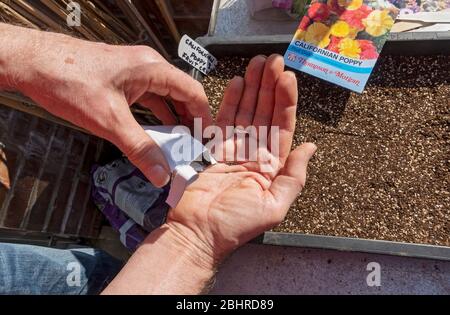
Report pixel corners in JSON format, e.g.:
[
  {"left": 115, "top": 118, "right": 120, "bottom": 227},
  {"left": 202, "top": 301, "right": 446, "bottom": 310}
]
[{"left": 294, "top": 0, "right": 401, "bottom": 60}]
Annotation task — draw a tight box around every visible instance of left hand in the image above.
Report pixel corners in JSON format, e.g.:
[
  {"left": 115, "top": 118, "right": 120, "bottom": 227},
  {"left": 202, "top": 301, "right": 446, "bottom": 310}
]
[{"left": 165, "top": 54, "right": 317, "bottom": 265}]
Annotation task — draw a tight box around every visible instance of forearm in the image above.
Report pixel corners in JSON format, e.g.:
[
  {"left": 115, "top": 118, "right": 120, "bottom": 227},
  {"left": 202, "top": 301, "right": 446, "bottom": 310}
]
[
  {"left": 0, "top": 23, "right": 107, "bottom": 126},
  {"left": 102, "top": 223, "right": 217, "bottom": 295},
  {"left": 0, "top": 23, "right": 38, "bottom": 91},
  {"left": 0, "top": 23, "right": 85, "bottom": 94}
]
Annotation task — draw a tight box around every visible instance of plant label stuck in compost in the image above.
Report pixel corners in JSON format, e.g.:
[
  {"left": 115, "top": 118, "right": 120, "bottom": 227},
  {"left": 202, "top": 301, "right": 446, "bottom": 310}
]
[
  {"left": 178, "top": 35, "right": 217, "bottom": 75},
  {"left": 284, "top": 0, "right": 403, "bottom": 93}
]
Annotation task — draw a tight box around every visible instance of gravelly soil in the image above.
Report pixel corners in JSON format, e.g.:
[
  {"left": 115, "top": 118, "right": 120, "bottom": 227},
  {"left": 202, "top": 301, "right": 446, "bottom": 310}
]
[{"left": 203, "top": 55, "right": 450, "bottom": 246}]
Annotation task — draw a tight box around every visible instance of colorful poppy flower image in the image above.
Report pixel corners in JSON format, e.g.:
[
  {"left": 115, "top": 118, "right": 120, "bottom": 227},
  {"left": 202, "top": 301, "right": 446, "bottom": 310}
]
[{"left": 296, "top": 0, "right": 400, "bottom": 60}]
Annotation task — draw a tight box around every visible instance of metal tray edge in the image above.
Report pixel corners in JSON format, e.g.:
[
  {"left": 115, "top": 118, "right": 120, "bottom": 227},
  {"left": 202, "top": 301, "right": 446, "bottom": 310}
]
[
  {"left": 197, "top": 34, "right": 450, "bottom": 56},
  {"left": 260, "top": 232, "right": 450, "bottom": 261}
]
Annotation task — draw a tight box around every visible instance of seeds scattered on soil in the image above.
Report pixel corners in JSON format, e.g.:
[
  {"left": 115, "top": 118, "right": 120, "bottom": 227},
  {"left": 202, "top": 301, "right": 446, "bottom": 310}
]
[{"left": 203, "top": 55, "right": 450, "bottom": 246}]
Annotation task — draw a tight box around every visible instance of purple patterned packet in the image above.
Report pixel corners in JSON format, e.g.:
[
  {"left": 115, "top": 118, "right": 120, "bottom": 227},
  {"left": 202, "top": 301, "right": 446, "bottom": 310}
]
[{"left": 91, "top": 158, "right": 170, "bottom": 251}]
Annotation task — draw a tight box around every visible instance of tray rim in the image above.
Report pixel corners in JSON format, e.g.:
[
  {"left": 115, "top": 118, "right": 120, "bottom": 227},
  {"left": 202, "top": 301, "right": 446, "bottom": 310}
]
[
  {"left": 260, "top": 232, "right": 450, "bottom": 261},
  {"left": 196, "top": 33, "right": 450, "bottom": 48}
]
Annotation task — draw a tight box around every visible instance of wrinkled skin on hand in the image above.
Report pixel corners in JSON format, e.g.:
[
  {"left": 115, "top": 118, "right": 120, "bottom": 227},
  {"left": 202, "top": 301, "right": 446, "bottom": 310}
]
[{"left": 167, "top": 55, "right": 317, "bottom": 263}]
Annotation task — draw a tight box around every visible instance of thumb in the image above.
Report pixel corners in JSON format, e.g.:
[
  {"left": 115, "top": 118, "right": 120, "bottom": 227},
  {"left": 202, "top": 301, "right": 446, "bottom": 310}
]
[
  {"left": 110, "top": 109, "right": 171, "bottom": 188},
  {"left": 269, "top": 143, "right": 317, "bottom": 217}
]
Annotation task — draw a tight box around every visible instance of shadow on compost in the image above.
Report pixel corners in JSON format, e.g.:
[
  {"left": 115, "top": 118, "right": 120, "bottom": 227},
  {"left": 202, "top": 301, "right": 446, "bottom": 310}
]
[{"left": 296, "top": 72, "right": 351, "bottom": 127}]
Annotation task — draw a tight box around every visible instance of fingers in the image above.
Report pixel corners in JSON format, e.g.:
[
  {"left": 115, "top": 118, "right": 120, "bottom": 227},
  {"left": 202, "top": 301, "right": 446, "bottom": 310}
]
[
  {"left": 110, "top": 104, "right": 171, "bottom": 188},
  {"left": 253, "top": 54, "right": 285, "bottom": 128},
  {"left": 216, "top": 76, "right": 245, "bottom": 132},
  {"left": 234, "top": 55, "right": 266, "bottom": 128},
  {"left": 268, "top": 143, "right": 317, "bottom": 220},
  {"left": 138, "top": 93, "right": 177, "bottom": 125},
  {"left": 147, "top": 62, "right": 213, "bottom": 129},
  {"left": 270, "top": 71, "right": 298, "bottom": 166},
  {"left": 214, "top": 76, "right": 244, "bottom": 162},
  {"left": 203, "top": 163, "right": 248, "bottom": 174}
]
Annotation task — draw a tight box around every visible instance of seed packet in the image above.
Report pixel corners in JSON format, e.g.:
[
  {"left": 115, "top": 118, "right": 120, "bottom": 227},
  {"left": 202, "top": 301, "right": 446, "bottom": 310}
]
[
  {"left": 91, "top": 158, "right": 170, "bottom": 251},
  {"left": 91, "top": 126, "right": 216, "bottom": 251},
  {"left": 284, "top": 0, "right": 403, "bottom": 93}
]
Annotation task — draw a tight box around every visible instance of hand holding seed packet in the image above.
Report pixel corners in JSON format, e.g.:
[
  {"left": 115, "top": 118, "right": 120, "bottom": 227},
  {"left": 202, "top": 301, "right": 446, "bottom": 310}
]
[{"left": 284, "top": 0, "right": 402, "bottom": 92}]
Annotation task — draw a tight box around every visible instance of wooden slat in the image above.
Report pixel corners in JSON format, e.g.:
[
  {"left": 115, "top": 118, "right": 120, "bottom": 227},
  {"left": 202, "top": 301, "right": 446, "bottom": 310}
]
[
  {"left": 0, "top": 91, "right": 160, "bottom": 130},
  {"left": 0, "top": 2, "right": 39, "bottom": 29},
  {"left": 9, "top": 1, "right": 61, "bottom": 30},
  {"left": 39, "top": 0, "right": 99, "bottom": 40},
  {"left": 117, "top": 0, "right": 170, "bottom": 59},
  {"left": 87, "top": 0, "right": 136, "bottom": 40},
  {"left": 155, "top": 0, "right": 181, "bottom": 42},
  {"left": 0, "top": 93, "right": 86, "bottom": 133}
]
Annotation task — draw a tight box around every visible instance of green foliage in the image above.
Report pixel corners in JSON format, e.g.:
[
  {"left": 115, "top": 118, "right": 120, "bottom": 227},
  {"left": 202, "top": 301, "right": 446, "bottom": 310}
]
[
  {"left": 356, "top": 31, "right": 389, "bottom": 53},
  {"left": 292, "top": 0, "right": 312, "bottom": 16},
  {"left": 372, "top": 33, "right": 389, "bottom": 52}
]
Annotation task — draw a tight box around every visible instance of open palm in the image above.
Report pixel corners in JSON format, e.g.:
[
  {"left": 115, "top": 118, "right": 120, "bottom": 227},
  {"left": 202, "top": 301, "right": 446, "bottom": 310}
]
[{"left": 166, "top": 55, "right": 317, "bottom": 262}]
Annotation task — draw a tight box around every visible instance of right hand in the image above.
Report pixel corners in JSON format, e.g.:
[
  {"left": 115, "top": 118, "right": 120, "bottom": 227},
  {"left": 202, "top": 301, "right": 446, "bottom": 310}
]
[{"left": 1, "top": 23, "right": 213, "bottom": 187}]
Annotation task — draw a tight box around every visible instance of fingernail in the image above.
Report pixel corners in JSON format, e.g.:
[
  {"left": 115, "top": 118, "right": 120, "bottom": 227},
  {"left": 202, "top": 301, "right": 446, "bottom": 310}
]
[
  {"left": 285, "top": 71, "right": 296, "bottom": 78},
  {"left": 149, "top": 165, "right": 171, "bottom": 187},
  {"left": 270, "top": 54, "right": 284, "bottom": 61},
  {"left": 310, "top": 143, "right": 318, "bottom": 156}
]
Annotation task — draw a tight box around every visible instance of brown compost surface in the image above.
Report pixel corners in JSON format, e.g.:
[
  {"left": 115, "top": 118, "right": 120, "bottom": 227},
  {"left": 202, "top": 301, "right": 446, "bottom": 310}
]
[{"left": 202, "top": 55, "right": 450, "bottom": 246}]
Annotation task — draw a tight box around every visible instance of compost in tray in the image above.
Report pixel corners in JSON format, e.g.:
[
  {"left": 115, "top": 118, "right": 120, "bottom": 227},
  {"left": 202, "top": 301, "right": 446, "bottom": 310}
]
[{"left": 203, "top": 54, "right": 449, "bottom": 247}]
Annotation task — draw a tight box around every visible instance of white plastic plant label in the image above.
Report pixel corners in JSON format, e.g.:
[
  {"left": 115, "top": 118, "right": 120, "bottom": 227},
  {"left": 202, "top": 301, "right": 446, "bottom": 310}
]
[{"left": 178, "top": 34, "right": 217, "bottom": 75}]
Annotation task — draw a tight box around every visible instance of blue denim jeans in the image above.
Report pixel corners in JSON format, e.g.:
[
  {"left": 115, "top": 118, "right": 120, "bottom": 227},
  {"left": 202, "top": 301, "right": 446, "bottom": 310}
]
[{"left": 0, "top": 243, "right": 122, "bottom": 295}]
